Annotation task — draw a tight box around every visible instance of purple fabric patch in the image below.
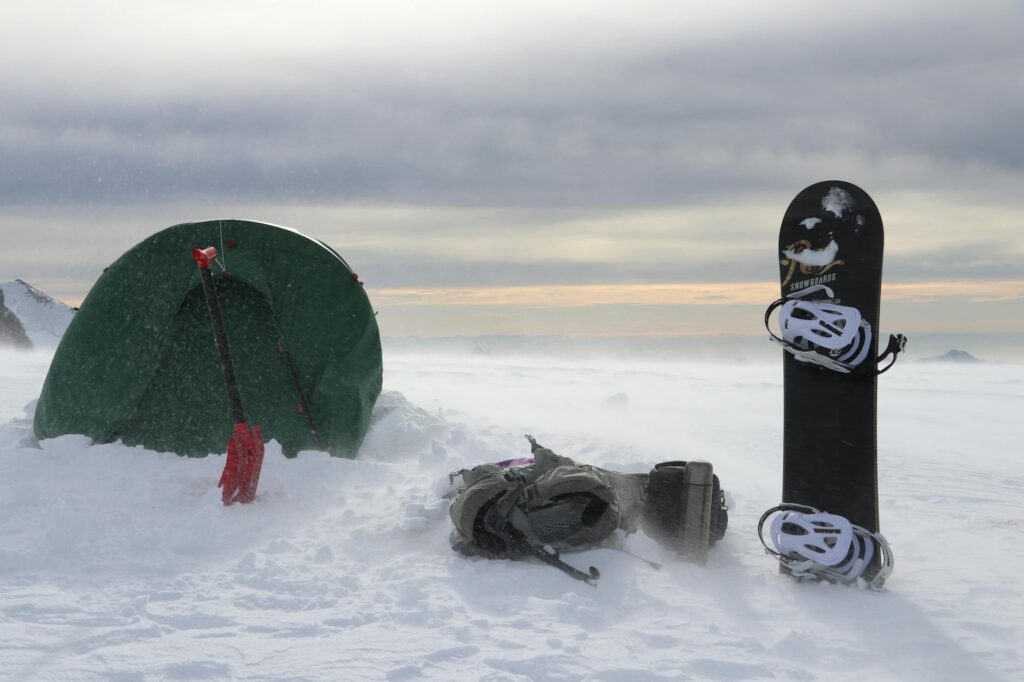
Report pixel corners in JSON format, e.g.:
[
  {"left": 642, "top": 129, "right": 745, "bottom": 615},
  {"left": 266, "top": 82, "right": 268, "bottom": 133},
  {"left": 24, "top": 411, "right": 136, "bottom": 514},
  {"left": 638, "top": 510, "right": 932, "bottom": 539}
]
[{"left": 495, "top": 457, "right": 534, "bottom": 469}]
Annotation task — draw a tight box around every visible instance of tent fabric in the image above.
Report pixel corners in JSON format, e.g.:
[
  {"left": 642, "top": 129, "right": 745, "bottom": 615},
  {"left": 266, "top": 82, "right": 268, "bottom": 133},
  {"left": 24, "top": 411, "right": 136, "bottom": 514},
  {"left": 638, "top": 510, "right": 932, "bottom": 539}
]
[{"left": 34, "top": 220, "right": 382, "bottom": 458}]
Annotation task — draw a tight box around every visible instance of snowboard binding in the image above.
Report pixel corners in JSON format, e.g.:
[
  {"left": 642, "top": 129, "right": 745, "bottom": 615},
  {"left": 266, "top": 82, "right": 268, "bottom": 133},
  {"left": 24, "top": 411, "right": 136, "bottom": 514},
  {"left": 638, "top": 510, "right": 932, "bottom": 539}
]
[
  {"left": 765, "top": 285, "right": 906, "bottom": 374},
  {"left": 757, "top": 503, "right": 894, "bottom": 590}
]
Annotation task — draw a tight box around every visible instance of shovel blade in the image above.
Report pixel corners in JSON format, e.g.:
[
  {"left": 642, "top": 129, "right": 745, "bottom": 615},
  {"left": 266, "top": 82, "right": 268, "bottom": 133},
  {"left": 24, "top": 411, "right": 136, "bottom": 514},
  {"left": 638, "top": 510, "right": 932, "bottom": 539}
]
[{"left": 220, "top": 423, "right": 265, "bottom": 505}]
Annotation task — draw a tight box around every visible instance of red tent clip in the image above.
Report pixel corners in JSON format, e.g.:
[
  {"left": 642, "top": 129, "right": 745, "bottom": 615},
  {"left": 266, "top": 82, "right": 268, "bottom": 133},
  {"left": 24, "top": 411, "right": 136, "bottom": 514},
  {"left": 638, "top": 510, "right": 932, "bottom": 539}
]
[{"left": 192, "top": 245, "right": 265, "bottom": 505}]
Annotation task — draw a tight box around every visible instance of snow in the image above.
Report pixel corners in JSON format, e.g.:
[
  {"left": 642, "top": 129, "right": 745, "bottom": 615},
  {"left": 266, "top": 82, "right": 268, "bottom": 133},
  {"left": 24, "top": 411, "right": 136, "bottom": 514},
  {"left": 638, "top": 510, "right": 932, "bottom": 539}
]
[
  {"left": 800, "top": 218, "right": 822, "bottom": 230},
  {"left": 821, "top": 187, "right": 854, "bottom": 219},
  {"left": 1, "top": 348, "right": 1022, "bottom": 681}
]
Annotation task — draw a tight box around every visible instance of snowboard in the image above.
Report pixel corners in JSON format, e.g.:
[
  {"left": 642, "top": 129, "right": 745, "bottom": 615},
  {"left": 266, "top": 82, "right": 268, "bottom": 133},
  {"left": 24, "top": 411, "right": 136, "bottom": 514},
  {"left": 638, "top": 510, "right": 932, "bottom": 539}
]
[{"left": 776, "top": 180, "right": 884, "bottom": 534}]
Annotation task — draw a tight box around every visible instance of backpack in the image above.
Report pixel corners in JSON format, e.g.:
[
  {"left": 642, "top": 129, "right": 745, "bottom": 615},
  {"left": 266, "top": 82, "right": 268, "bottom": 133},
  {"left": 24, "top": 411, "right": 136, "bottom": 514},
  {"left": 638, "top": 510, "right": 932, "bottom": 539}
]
[{"left": 447, "top": 436, "right": 728, "bottom": 584}]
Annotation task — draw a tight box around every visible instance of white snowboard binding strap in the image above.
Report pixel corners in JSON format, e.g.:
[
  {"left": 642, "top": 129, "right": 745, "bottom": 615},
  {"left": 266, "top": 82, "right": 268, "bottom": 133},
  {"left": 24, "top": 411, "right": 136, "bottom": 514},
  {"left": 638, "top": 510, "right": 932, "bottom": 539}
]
[
  {"left": 757, "top": 504, "right": 893, "bottom": 590},
  {"left": 765, "top": 285, "right": 896, "bottom": 374}
]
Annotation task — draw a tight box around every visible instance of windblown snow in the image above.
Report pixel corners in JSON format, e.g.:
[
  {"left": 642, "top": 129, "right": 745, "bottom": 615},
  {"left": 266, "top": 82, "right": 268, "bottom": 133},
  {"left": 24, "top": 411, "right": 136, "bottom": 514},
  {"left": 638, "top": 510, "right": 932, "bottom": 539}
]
[{"left": 0, "top": 348, "right": 1021, "bottom": 681}]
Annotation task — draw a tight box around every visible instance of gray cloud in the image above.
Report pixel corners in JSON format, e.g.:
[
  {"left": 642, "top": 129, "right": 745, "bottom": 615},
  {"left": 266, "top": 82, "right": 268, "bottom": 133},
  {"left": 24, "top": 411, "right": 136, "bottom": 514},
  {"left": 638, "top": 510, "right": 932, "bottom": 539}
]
[
  {"left": 1, "top": 3, "right": 1022, "bottom": 209},
  {"left": 348, "top": 243, "right": 1024, "bottom": 289},
  {"left": 2, "top": 0, "right": 1023, "bottom": 332}
]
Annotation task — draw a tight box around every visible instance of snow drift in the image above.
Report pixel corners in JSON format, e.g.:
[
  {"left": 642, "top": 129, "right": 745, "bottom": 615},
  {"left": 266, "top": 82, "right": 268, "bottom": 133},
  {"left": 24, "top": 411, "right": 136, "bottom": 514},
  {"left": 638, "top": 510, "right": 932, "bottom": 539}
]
[{"left": 0, "top": 348, "right": 1021, "bottom": 681}]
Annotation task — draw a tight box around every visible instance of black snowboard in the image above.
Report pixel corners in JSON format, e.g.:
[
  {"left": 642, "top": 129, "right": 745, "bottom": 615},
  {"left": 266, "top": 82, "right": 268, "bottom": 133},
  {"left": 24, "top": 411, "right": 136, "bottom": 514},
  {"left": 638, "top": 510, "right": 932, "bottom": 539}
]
[{"left": 777, "top": 181, "right": 883, "bottom": 533}]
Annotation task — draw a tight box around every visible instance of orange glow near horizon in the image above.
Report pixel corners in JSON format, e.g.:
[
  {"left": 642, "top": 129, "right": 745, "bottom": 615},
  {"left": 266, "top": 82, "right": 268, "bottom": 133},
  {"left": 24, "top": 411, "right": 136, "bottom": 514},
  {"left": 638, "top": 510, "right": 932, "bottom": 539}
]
[
  {"left": 39, "top": 278, "right": 1024, "bottom": 339},
  {"left": 46, "top": 279, "right": 1024, "bottom": 311},
  {"left": 369, "top": 280, "right": 1024, "bottom": 308}
]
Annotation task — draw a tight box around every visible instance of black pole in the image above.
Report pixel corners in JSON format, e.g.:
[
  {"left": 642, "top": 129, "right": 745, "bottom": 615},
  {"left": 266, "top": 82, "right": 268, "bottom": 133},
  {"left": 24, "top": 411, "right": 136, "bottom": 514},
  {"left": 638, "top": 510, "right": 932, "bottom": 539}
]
[{"left": 196, "top": 257, "right": 247, "bottom": 426}]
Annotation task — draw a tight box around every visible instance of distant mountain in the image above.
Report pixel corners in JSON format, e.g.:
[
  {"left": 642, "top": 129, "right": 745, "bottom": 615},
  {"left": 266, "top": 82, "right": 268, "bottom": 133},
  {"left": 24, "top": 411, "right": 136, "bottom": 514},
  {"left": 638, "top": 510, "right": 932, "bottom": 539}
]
[
  {"left": 0, "top": 280, "right": 75, "bottom": 349},
  {"left": 920, "top": 349, "right": 983, "bottom": 363},
  {"left": 0, "top": 293, "right": 32, "bottom": 349}
]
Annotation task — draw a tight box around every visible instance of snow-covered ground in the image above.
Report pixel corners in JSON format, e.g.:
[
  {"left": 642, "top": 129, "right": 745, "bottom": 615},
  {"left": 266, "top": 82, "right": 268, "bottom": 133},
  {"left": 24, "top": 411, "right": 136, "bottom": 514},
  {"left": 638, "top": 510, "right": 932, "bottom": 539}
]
[{"left": 0, "top": 348, "right": 1021, "bottom": 681}]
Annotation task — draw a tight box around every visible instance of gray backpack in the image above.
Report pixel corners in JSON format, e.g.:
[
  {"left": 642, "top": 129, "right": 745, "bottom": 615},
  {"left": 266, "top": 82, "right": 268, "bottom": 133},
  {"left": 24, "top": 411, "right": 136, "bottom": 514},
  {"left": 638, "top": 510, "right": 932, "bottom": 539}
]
[
  {"left": 447, "top": 436, "right": 649, "bottom": 583},
  {"left": 448, "top": 436, "right": 729, "bottom": 584}
]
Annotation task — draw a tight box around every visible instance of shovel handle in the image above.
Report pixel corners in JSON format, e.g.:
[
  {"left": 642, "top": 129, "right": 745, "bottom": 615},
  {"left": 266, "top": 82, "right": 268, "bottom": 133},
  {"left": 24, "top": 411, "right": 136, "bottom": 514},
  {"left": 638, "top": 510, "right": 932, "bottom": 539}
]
[
  {"left": 193, "top": 245, "right": 246, "bottom": 425},
  {"left": 192, "top": 247, "right": 218, "bottom": 269}
]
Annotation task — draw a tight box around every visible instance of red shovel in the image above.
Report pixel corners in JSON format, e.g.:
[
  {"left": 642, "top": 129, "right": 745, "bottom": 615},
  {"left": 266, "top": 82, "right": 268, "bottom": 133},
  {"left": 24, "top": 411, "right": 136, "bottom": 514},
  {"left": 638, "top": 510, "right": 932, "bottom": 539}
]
[{"left": 192, "top": 246, "right": 265, "bottom": 505}]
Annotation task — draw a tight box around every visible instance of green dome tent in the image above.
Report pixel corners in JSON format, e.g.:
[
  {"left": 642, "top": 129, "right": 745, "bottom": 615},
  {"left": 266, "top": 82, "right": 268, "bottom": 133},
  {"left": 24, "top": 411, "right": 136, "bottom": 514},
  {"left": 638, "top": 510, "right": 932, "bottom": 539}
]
[{"left": 34, "top": 220, "right": 382, "bottom": 458}]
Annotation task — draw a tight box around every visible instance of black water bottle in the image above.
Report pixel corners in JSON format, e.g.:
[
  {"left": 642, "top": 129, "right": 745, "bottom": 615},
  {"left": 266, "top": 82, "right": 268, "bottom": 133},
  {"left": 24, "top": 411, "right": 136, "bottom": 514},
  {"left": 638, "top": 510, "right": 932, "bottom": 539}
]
[
  {"left": 643, "top": 461, "right": 690, "bottom": 552},
  {"left": 643, "top": 460, "right": 727, "bottom": 563}
]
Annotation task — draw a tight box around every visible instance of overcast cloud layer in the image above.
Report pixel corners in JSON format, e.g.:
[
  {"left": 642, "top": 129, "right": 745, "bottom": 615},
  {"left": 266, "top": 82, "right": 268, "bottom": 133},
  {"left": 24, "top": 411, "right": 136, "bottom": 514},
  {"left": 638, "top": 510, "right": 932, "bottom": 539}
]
[
  {"left": 1, "top": 1, "right": 1022, "bottom": 334},
  {"left": 4, "top": 1, "right": 1023, "bottom": 206}
]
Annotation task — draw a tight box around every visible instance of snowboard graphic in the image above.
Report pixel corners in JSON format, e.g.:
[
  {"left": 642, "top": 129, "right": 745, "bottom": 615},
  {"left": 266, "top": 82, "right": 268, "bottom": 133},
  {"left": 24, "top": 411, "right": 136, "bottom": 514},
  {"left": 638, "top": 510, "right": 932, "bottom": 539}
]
[{"left": 774, "top": 181, "right": 884, "bottom": 533}]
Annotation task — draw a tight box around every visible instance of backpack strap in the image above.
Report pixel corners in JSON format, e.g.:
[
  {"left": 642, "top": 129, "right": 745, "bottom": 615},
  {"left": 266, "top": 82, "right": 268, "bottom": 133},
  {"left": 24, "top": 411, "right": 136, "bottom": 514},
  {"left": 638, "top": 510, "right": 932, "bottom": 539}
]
[
  {"left": 520, "top": 539, "right": 600, "bottom": 586},
  {"left": 481, "top": 477, "right": 600, "bottom": 585}
]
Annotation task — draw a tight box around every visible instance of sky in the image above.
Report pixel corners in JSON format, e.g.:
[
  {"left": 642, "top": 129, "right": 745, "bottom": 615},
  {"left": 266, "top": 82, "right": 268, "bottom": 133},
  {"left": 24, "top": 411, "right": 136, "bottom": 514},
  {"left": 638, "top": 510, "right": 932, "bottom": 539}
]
[{"left": 1, "top": 0, "right": 1023, "bottom": 339}]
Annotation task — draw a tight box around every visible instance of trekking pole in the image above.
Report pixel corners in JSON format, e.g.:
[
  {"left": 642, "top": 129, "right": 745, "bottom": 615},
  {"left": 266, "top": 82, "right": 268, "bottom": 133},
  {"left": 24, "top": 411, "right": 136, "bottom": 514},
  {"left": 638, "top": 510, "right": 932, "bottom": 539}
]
[{"left": 192, "top": 246, "right": 265, "bottom": 505}]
